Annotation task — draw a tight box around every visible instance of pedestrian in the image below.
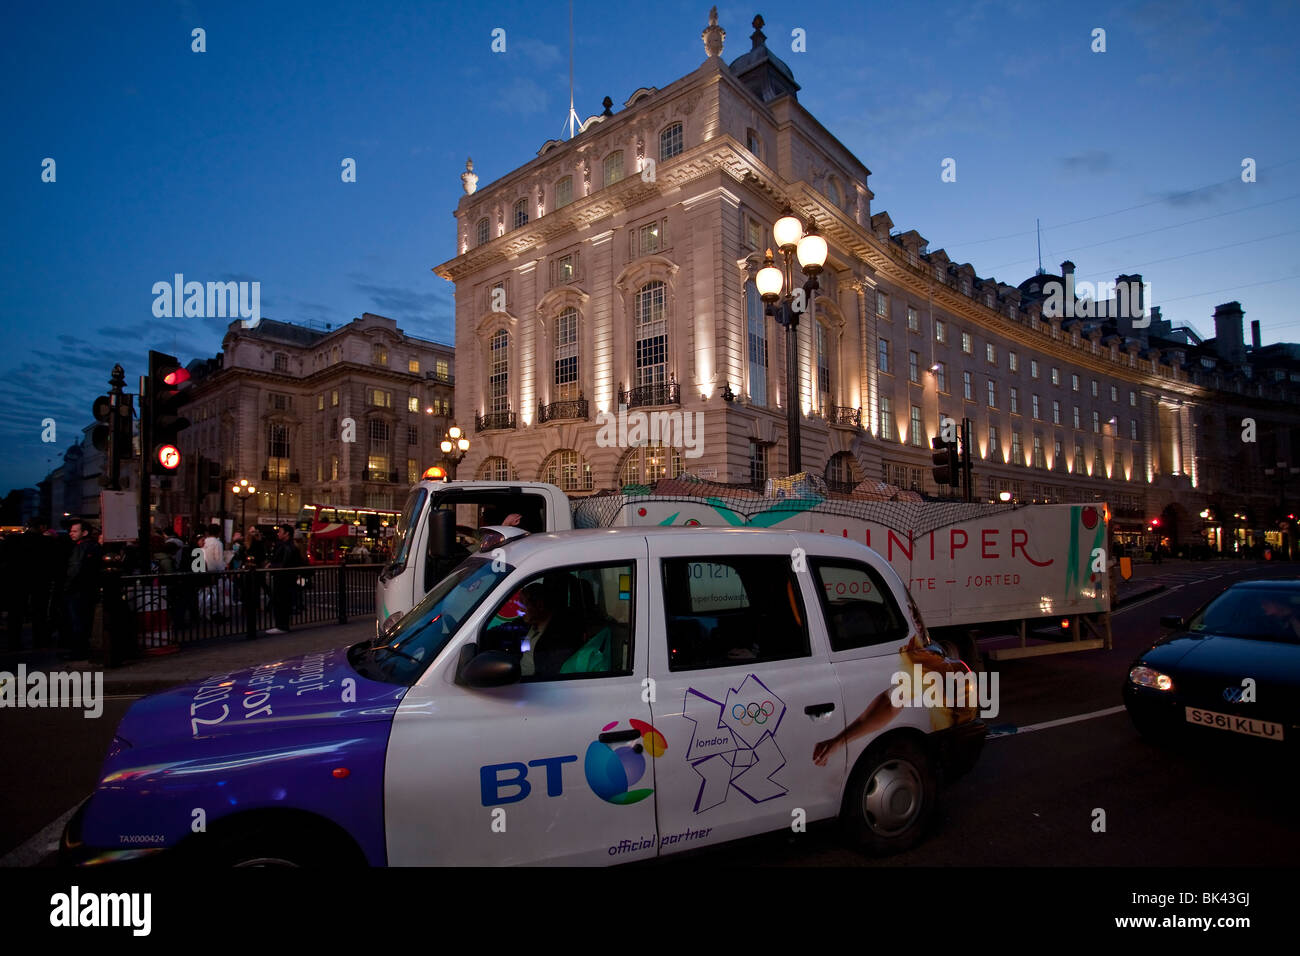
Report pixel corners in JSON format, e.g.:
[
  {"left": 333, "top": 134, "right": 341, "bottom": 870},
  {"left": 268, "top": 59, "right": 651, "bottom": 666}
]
[
  {"left": 229, "top": 531, "right": 246, "bottom": 570},
  {"left": 1, "top": 525, "right": 28, "bottom": 650},
  {"left": 247, "top": 526, "right": 267, "bottom": 569},
  {"left": 265, "top": 524, "right": 303, "bottom": 634},
  {"left": 61, "top": 520, "right": 101, "bottom": 661}
]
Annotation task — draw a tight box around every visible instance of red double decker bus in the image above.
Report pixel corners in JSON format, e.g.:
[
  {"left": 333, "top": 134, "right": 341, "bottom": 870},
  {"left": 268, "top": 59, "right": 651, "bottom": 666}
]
[{"left": 295, "top": 503, "right": 401, "bottom": 564}]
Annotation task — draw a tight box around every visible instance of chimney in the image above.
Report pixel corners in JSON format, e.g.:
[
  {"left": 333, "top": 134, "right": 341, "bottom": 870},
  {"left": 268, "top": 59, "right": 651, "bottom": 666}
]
[
  {"left": 1213, "top": 301, "right": 1245, "bottom": 365},
  {"left": 1251, "top": 319, "right": 1261, "bottom": 350}
]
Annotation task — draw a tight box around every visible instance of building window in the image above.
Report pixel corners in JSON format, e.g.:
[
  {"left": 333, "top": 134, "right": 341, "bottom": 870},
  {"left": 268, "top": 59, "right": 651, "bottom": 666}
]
[
  {"left": 935, "top": 361, "right": 948, "bottom": 392},
  {"left": 1130, "top": 420, "right": 1138, "bottom": 440},
  {"left": 407, "top": 396, "right": 420, "bottom": 413},
  {"left": 554, "top": 253, "right": 576, "bottom": 284},
  {"left": 986, "top": 343, "right": 996, "bottom": 364},
  {"left": 554, "top": 307, "right": 579, "bottom": 401},
  {"left": 749, "top": 442, "right": 768, "bottom": 487},
  {"left": 1110, "top": 385, "right": 1118, "bottom": 402},
  {"left": 1051, "top": 367, "right": 1060, "bottom": 386},
  {"left": 1095, "top": 448, "right": 1106, "bottom": 476},
  {"left": 489, "top": 329, "right": 509, "bottom": 413},
  {"left": 1073, "top": 406, "right": 1081, "bottom": 429},
  {"left": 267, "top": 423, "right": 290, "bottom": 462},
  {"left": 1071, "top": 373, "right": 1080, "bottom": 391},
  {"left": 1031, "top": 394, "right": 1040, "bottom": 420},
  {"left": 637, "top": 220, "right": 663, "bottom": 256},
  {"left": 408, "top": 358, "right": 420, "bottom": 373},
  {"left": 1010, "top": 388, "right": 1019, "bottom": 415},
  {"left": 512, "top": 198, "right": 529, "bottom": 229},
  {"left": 746, "top": 217, "right": 762, "bottom": 251},
  {"left": 603, "top": 151, "right": 624, "bottom": 186},
  {"left": 907, "top": 307, "right": 920, "bottom": 332},
  {"left": 317, "top": 394, "right": 324, "bottom": 411},
  {"left": 878, "top": 395, "right": 893, "bottom": 440},
  {"left": 908, "top": 350, "right": 919, "bottom": 384},
  {"left": 988, "top": 425, "right": 1000, "bottom": 461},
  {"left": 876, "top": 291, "right": 889, "bottom": 319},
  {"left": 437, "top": 358, "right": 450, "bottom": 380},
  {"left": 369, "top": 388, "right": 391, "bottom": 408},
  {"left": 987, "top": 380, "right": 997, "bottom": 408},
  {"left": 1091, "top": 379, "right": 1099, "bottom": 398},
  {"left": 747, "top": 281, "right": 768, "bottom": 407},
  {"left": 1093, "top": 411, "right": 1101, "bottom": 433},
  {"left": 634, "top": 281, "right": 668, "bottom": 387},
  {"left": 1074, "top": 443, "right": 1085, "bottom": 472},
  {"left": 1011, "top": 432, "right": 1022, "bottom": 464},
  {"left": 1054, "top": 439, "right": 1064, "bottom": 470},
  {"left": 961, "top": 331, "right": 972, "bottom": 354},
  {"left": 407, "top": 425, "right": 418, "bottom": 446},
  {"left": 826, "top": 451, "right": 856, "bottom": 490},
  {"left": 962, "top": 371, "right": 973, "bottom": 401},
  {"left": 373, "top": 344, "right": 388, "bottom": 366},
  {"left": 816, "top": 324, "right": 831, "bottom": 412},
  {"left": 1033, "top": 436, "right": 1045, "bottom": 469},
  {"left": 270, "top": 393, "right": 288, "bottom": 411},
  {"left": 910, "top": 405, "right": 923, "bottom": 447},
  {"left": 542, "top": 448, "right": 593, "bottom": 492},
  {"left": 274, "top": 353, "right": 288, "bottom": 372},
  {"left": 1129, "top": 390, "right": 1137, "bottom": 407},
  {"left": 478, "top": 456, "right": 516, "bottom": 481},
  {"left": 660, "top": 122, "right": 683, "bottom": 160},
  {"left": 330, "top": 455, "right": 339, "bottom": 480},
  {"left": 878, "top": 338, "right": 890, "bottom": 374},
  {"left": 1052, "top": 400, "right": 1061, "bottom": 425},
  {"left": 1031, "top": 359, "right": 1039, "bottom": 379},
  {"left": 746, "top": 128, "right": 761, "bottom": 156},
  {"left": 476, "top": 218, "right": 490, "bottom": 246},
  {"left": 329, "top": 389, "right": 338, "bottom": 408},
  {"left": 554, "top": 176, "right": 573, "bottom": 209},
  {"left": 619, "top": 444, "right": 683, "bottom": 485},
  {"left": 934, "top": 318, "right": 946, "bottom": 343}
]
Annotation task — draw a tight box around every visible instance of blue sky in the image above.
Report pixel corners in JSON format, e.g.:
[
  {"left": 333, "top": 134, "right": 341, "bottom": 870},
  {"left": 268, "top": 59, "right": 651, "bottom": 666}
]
[{"left": 3, "top": 0, "right": 1298, "bottom": 494}]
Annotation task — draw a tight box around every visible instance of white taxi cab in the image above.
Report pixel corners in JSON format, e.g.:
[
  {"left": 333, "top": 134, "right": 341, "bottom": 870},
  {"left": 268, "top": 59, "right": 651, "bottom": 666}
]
[{"left": 65, "top": 527, "right": 984, "bottom": 866}]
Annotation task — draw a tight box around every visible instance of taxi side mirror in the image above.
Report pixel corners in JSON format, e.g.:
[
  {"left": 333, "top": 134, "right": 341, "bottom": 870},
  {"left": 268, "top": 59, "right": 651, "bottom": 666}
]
[{"left": 458, "top": 646, "right": 520, "bottom": 687}]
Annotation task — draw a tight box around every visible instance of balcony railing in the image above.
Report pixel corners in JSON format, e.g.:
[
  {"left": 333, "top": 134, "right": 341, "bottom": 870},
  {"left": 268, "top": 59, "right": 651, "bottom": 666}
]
[
  {"left": 620, "top": 381, "right": 680, "bottom": 409},
  {"left": 425, "top": 370, "right": 455, "bottom": 386},
  {"left": 825, "top": 478, "right": 857, "bottom": 494},
  {"left": 261, "top": 469, "right": 300, "bottom": 483},
  {"left": 538, "top": 397, "right": 588, "bottom": 423},
  {"left": 365, "top": 468, "right": 400, "bottom": 483},
  {"left": 475, "top": 409, "right": 517, "bottom": 432},
  {"left": 830, "top": 405, "right": 862, "bottom": 427}
]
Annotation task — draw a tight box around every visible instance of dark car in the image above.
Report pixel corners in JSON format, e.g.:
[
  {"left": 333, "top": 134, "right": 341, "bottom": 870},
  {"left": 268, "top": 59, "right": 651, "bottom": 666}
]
[{"left": 1123, "top": 580, "right": 1300, "bottom": 747}]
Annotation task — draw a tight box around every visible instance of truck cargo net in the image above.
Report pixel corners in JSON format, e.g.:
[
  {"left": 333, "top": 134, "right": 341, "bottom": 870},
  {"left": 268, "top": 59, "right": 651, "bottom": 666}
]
[{"left": 574, "top": 474, "right": 1017, "bottom": 538}]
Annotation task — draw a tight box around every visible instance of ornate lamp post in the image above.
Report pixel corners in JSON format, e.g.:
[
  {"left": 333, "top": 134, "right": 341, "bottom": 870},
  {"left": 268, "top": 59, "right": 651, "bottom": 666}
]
[
  {"left": 755, "top": 205, "right": 828, "bottom": 474},
  {"left": 440, "top": 425, "right": 470, "bottom": 480},
  {"left": 231, "top": 478, "right": 257, "bottom": 531}
]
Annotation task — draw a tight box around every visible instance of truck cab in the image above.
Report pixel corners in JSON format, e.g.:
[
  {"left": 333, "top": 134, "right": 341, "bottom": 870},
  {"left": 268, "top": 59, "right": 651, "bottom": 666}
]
[{"left": 376, "top": 479, "right": 572, "bottom": 628}]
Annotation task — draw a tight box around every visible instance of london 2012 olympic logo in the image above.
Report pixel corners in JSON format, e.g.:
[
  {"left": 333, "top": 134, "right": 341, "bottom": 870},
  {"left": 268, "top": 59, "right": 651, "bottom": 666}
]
[{"left": 731, "top": 700, "right": 776, "bottom": 726}]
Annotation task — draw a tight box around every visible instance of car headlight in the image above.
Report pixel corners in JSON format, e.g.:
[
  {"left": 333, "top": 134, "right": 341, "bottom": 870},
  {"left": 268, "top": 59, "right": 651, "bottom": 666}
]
[{"left": 1129, "top": 665, "right": 1175, "bottom": 692}]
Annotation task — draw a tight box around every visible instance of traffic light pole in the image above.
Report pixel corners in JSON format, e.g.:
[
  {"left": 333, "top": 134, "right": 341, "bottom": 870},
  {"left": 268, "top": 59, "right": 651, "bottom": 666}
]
[
  {"left": 138, "top": 374, "right": 151, "bottom": 552},
  {"left": 961, "top": 417, "right": 974, "bottom": 503},
  {"left": 106, "top": 365, "right": 127, "bottom": 490}
]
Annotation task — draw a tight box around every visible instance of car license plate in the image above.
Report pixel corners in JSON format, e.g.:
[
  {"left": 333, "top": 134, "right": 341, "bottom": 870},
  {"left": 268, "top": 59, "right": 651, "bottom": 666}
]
[{"left": 1184, "top": 707, "right": 1284, "bottom": 741}]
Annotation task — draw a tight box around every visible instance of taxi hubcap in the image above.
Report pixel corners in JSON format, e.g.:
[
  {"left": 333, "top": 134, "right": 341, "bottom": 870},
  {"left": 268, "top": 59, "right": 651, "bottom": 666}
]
[{"left": 862, "top": 758, "right": 922, "bottom": 836}]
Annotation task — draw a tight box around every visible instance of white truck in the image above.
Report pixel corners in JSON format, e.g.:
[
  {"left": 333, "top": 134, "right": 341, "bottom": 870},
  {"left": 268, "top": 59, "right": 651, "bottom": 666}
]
[{"left": 376, "top": 478, "right": 1112, "bottom": 662}]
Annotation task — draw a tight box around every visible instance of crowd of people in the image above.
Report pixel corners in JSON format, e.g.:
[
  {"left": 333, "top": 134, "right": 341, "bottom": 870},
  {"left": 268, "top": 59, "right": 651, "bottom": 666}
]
[{"left": 0, "top": 520, "right": 311, "bottom": 660}]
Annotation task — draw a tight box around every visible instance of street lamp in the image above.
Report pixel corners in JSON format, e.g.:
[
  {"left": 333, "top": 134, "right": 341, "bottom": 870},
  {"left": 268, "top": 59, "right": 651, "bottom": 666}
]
[
  {"left": 439, "top": 424, "right": 470, "bottom": 480},
  {"left": 231, "top": 478, "right": 257, "bottom": 532},
  {"left": 756, "top": 205, "right": 828, "bottom": 474}
]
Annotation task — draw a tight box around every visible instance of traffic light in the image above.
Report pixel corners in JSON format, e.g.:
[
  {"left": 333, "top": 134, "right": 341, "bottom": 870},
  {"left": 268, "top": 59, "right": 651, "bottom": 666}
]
[
  {"left": 92, "top": 391, "right": 134, "bottom": 488},
  {"left": 147, "top": 350, "right": 191, "bottom": 476},
  {"left": 205, "top": 459, "right": 222, "bottom": 494},
  {"left": 931, "top": 436, "right": 959, "bottom": 488}
]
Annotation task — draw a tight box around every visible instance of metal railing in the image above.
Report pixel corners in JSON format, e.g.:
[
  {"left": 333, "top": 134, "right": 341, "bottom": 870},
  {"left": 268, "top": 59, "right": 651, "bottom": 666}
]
[
  {"left": 365, "top": 468, "right": 400, "bottom": 482},
  {"left": 620, "top": 381, "right": 680, "bottom": 408},
  {"left": 538, "top": 398, "right": 589, "bottom": 423},
  {"left": 830, "top": 405, "right": 862, "bottom": 427},
  {"left": 425, "top": 370, "right": 455, "bottom": 386},
  {"left": 475, "top": 409, "right": 517, "bottom": 432},
  {"left": 104, "top": 564, "right": 385, "bottom": 654}
]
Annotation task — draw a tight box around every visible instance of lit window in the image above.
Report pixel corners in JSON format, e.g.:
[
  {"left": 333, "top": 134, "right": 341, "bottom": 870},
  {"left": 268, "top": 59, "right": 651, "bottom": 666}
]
[
  {"left": 476, "top": 218, "right": 490, "bottom": 247},
  {"left": 908, "top": 350, "right": 919, "bottom": 384},
  {"left": 908, "top": 307, "right": 919, "bottom": 332},
  {"left": 660, "top": 123, "right": 683, "bottom": 160},
  {"left": 1051, "top": 367, "right": 1060, "bottom": 386},
  {"left": 986, "top": 343, "right": 996, "bottom": 364},
  {"left": 878, "top": 395, "right": 893, "bottom": 440},
  {"left": 935, "top": 319, "right": 946, "bottom": 342},
  {"left": 407, "top": 396, "right": 420, "bottom": 413},
  {"left": 554, "top": 308, "right": 579, "bottom": 401},
  {"left": 1009, "top": 351, "right": 1018, "bottom": 372},
  {"left": 604, "top": 151, "right": 624, "bottom": 186},
  {"left": 1031, "top": 359, "right": 1039, "bottom": 379},
  {"left": 935, "top": 362, "right": 947, "bottom": 392},
  {"left": 634, "top": 281, "right": 668, "bottom": 388},
  {"left": 542, "top": 448, "right": 593, "bottom": 492},
  {"left": 1072, "top": 373, "right": 1080, "bottom": 392},
  {"left": 910, "top": 405, "right": 923, "bottom": 447},
  {"left": 876, "top": 292, "right": 889, "bottom": 318},
  {"left": 489, "top": 330, "right": 509, "bottom": 414},
  {"left": 373, "top": 344, "right": 388, "bottom": 366},
  {"left": 408, "top": 358, "right": 420, "bottom": 373},
  {"left": 961, "top": 331, "right": 972, "bottom": 354}
]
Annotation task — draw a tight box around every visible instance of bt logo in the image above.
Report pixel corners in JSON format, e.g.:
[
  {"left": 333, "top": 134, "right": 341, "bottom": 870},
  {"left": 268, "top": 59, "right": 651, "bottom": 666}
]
[{"left": 480, "top": 719, "right": 666, "bottom": 806}]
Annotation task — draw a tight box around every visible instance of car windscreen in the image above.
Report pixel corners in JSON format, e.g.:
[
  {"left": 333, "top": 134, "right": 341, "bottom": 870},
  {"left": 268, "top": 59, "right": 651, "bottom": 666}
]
[
  {"left": 353, "top": 555, "right": 511, "bottom": 685},
  {"left": 1188, "top": 587, "right": 1300, "bottom": 643},
  {"left": 388, "top": 487, "right": 428, "bottom": 570}
]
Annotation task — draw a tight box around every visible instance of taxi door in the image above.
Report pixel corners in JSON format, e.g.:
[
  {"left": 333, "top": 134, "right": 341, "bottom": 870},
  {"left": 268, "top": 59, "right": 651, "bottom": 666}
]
[
  {"left": 646, "top": 532, "right": 847, "bottom": 855},
  {"left": 384, "top": 536, "right": 659, "bottom": 866}
]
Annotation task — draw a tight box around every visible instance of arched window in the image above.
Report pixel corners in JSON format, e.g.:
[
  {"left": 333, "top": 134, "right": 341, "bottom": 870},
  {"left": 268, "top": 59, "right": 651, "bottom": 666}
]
[
  {"left": 477, "top": 456, "right": 518, "bottom": 481},
  {"left": 489, "top": 330, "right": 509, "bottom": 413},
  {"left": 746, "top": 280, "right": 767, "bottom": 407},
  {"left": 619, "top": 444, "right": 684, "bottom": 486},
  {"left": 541, "top": 448, "right": 593, "bottom": 492},
  {"left": 553, "top": 307, "right": 579, "bottom": 400},
  {"left": 476, "top": 218, "right": 490, "bottom": 246},
  {"left": 634, "top": 281, "right": 668, "bottom": 387},
  {"left": 513, "top": 198, "right": 529, "bottom": 229},
  {"left": 603, "top": 151, "right": 624, "bottom": 186},
  {"left": 825, "top": 451, "right": 857, "bottom": 492},
  {"left": 659, "top": 122, "right": 683, "bottom": 161}
]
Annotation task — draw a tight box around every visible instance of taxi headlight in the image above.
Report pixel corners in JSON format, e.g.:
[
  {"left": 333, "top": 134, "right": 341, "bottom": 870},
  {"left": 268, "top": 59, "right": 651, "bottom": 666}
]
[{"left": 1129, "top": 665, "right": 1174, "bottom": 692}]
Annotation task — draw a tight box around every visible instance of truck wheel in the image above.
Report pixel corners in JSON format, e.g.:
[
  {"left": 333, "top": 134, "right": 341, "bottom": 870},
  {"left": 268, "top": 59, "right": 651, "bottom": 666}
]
[{"left": 842, "top": 738, "right": 937, "bottom": 855}]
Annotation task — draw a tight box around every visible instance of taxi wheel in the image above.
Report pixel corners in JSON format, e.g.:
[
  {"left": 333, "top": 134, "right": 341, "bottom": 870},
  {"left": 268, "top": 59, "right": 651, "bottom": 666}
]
[
  {"left": 842, "top": 738, "right": 937, "bottom": 855},
  {"left": 200, "top": 820, "right": 349, "bottom": 868}
]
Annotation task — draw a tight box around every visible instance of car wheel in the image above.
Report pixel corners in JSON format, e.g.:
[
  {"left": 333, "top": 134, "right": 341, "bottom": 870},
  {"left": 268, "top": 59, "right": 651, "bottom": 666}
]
[
  {"left": 842, "top": 737, "right": 937, "bottom": 855},
  {"left": 196, "top": 821, "right": 342, "bottom": 868}
]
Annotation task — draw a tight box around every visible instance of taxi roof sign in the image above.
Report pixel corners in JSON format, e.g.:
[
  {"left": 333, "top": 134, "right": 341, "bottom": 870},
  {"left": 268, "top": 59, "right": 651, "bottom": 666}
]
[{"left": 422, "top": 465, "right": 448, "bottom": 481}]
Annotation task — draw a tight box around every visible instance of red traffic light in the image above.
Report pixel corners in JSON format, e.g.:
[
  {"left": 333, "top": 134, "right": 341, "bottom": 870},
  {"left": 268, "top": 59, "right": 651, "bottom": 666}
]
[
  {"left": 156, "top": 444, "right": 181, "bottom": 470},
  {"left": 163, "top": 367, "right": 190, "bottom": 386}
]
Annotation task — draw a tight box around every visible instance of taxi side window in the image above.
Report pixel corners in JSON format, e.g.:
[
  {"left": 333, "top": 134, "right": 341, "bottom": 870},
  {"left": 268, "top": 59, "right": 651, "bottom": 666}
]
[
  {"left": 811, "top": 561, "right": 909, "bottom": 651},
  {"left": 661, "top": 556, "right": 810, "bottom": 671},
  {"left": 478, "top": 561, "right": 635, "bottom": 681}
]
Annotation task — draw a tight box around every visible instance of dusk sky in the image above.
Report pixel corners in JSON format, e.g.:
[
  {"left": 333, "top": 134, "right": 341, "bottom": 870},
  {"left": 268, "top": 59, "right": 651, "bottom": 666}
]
[{"left": 3, "top": 0, "right": 1297, "bottom": 494}]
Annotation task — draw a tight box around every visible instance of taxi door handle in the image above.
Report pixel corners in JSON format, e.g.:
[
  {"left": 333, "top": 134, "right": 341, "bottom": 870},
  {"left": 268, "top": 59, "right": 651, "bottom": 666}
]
[
  {"left": 599, "top": 729, "right": 641, "bottom": 743},
  {"left": 804, "top": 702, "right": 835, "bottom": 717}
]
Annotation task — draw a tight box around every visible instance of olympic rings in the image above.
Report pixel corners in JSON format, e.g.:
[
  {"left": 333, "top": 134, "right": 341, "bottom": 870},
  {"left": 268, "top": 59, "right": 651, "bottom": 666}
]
[{"left": 732, "top": 700, "right": 776, "bottom": 726}]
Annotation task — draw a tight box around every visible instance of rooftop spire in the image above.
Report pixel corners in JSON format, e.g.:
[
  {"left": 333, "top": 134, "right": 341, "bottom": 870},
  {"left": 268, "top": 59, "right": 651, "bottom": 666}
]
[
  {"left": 750, "top": 14, "right": 766, "bottom": 49},
  {"left": 702, "top": 6, "right": 725, "bottom": 57}
]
